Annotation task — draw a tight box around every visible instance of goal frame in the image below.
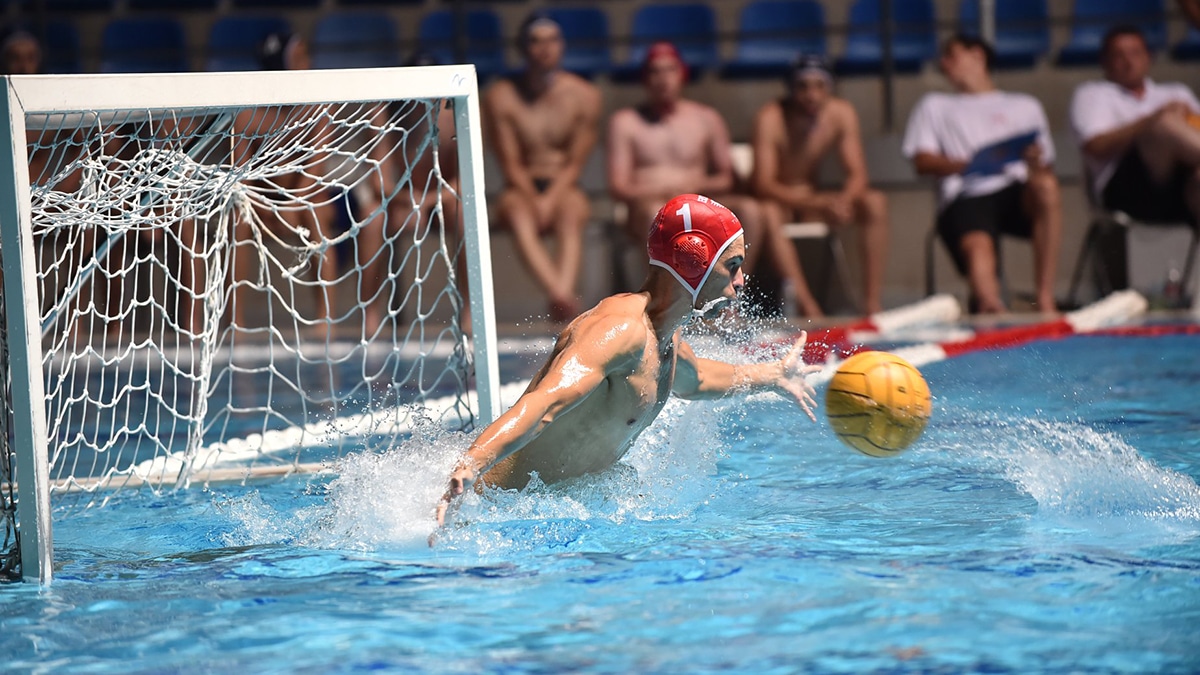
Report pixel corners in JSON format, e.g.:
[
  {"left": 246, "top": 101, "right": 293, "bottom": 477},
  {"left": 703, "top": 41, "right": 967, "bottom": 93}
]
[{"left": 0, "top": 65, "right": 501, "bottom": 584}]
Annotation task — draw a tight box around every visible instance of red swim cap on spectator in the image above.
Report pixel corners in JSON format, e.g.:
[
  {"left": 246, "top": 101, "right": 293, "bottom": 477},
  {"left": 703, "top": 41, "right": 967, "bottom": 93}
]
[
  {"left": 641, "top": 41, "right": 689, "bottom": 81},
  {"left": 647, "top": 194, "right": 744, "bottom": 300}
]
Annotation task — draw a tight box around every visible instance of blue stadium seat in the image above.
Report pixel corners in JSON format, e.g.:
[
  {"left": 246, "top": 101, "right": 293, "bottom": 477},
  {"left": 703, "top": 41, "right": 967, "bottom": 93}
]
[
  {"left": 336, "top": 0, "right": 421, "bottom": 5},
  {"left": 722, "top": 0, "right": 826, "bottom": 79},
  {"left": 612, "top": 3, "right": 719, "bottom": 81},
  {"left": 231, "top": 0, "right": 320, "bottom": 9},
  {"left": 1170, "top": 25, "right": 1200, "bottom": 61},
  {"left": 1057, "top": 0, "right": 1167, "bottom": 65},
  {"left": 417, "top": 9, "right": 505, "bottom": 80},
  {"left": 311, "top": 12, "right": 399, "bottom": 69},
  {"left": 836, "top": 0, "right": 937, "bottom": 75},
  {"left": 544, "top": 7, "right": 610, "bottom": 78},
  {"left": 958, "top": 0, "right": 1049, "bottom": 68},
  {"left": 207, "top": 16, "right": 291, "bottom": 72},
  {"left": 44, "top": 0, "right": 113, "bottom": 10},
  {"left": 101, "top": 18, "right": 189, "bottom": 73},
  {"left": 129, "top": 0, "right": 217, "bottom": 9},
  {"left": 42, "top": 20, "right": 81, "bottom": 74}
]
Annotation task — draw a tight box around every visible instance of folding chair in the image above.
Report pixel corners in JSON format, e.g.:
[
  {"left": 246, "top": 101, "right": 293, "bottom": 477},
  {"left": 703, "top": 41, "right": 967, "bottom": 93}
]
[{"left": 1066, "top": 189, "right": 1199, "bottom": 309}]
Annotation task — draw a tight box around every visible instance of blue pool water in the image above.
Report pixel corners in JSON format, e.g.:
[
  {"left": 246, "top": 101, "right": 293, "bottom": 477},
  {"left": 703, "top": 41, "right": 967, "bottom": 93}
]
[{"left": 3, "top": 332, "right": 1199, "bottom": 673}]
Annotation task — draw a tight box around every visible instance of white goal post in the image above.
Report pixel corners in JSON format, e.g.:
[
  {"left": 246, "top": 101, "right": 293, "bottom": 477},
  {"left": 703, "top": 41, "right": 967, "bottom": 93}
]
[{"left": 0, "top": 65, "right": 500, "bottom": 583}]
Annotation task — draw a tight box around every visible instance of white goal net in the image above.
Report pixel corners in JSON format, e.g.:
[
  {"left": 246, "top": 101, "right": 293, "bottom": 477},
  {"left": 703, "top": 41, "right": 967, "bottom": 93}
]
[{"left": 0, "top": 65, "right": 499, "bottom": 583}]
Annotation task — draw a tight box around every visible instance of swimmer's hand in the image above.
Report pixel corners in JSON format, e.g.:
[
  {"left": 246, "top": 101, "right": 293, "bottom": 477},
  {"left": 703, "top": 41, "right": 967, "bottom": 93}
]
[
  {"left": 434, "top": 463, "right": 476, "bottom": 528},
  {"left": 778, "top": 330, "right": 823, "bottom": 422}
]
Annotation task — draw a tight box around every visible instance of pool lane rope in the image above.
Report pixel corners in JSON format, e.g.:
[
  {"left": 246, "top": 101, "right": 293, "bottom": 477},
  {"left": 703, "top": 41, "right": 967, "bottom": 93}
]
[{"left": 808, "top": 289, "right": 1150, "bottom": 387}]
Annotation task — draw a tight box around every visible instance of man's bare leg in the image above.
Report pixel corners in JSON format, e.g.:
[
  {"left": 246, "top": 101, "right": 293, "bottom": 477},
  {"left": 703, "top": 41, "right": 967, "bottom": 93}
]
[
  {"left": 230, "top": 215, "right": 255, "bottom": 329},
  {"left": 763, "top": 200, "right": 823, "bottom": 318},
  {"left": 959, "top": 231, "right": 1006, "bottom": 313},
  {"left": 357, "top": 186, "right": 389, "bottom": 335},
  {"left": 617, "top": 195, "right": 671, "bottom": 289},
  {"left": 435, "top": 191, "right": 472, "bottom": 333},
  {"left": 1024, "top": 171, "right": 1061, "bottom": 312},
  {"left": 306, "top": 199, "right": 339, "bottom": 336},
  {"left": 721, "top": 195, "right": 766, "bottom": 274},
  {"left": 178, "top": 218, "right": 204, "bottom": 335},
  {"left": 627, "top": 195, "right": 670, "bottom": 240},
  {"left": 853, "top": 189, "right": 889, "bottom": 314},
  {"left": 498, "top": 190, "right": 569, "bottom": 312},
  {"left": 1136, "top": 113, "right": 1200, "bottom": 183},
  {"left": 550, "top": 187, "right": 590, "bottom": 321}
]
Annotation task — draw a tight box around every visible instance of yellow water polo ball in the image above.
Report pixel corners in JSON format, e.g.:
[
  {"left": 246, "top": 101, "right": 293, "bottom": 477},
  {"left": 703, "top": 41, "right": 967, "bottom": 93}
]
[{"left": 825, "top": 350, "right": 932, "bottom": 458}]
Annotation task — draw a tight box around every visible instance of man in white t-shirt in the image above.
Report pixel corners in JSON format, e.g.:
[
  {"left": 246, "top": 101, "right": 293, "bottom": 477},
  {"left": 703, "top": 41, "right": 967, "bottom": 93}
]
[
  {"left": 1069, "top": 25, "right": 1200, "bottom": 227},
  {"left": 903, "top": 35, "right": 1060, "bottom": 314}
]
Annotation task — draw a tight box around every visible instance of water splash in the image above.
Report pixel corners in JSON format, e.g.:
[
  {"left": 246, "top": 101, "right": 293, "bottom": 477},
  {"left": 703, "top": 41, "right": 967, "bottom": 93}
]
[
  {"left": 426, "top": 396, "right": 731, "bottom": 555},
  {"left": 218, "top": 308, "right": 791, "bottom": 553},
  {"left": 956, "top": 418, "right": 1200, "bottom": 526},
  {"left": 218, "top": 394, "right": 734, "bottom": 553}
]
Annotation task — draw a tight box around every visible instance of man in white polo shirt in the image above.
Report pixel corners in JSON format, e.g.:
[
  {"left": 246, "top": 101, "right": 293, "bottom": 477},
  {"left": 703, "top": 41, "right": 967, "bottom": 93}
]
[
  {"left": 1070, "top": 25, "right": 1200, "bottom": 227},
  {"left": 903, "top": 34, "right": 1061, "bottom": 314}
]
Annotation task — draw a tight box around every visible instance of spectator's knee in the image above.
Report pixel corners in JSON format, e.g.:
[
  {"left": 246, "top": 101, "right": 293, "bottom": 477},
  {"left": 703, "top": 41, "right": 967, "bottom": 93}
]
[
  {"left": 496, "top": 192, "right": 534, "bottom": 229},
  {"left": 730, "top": 197, "right": 762, "bottom": 224},
  {"left": 958, "top": 231, "right": 995, "bottom": 260},
  {"left": 856, "top": 189, "right": 888, "bottom": 220},
  {"left": 562, "top": 189, "right": 591, "bottom": 228},
  {"left": 1027, "top": 171, "right": 1060, "bottom": 207}
]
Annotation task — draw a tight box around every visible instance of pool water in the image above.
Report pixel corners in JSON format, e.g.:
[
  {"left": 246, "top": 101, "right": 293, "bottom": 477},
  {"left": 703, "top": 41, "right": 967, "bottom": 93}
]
[{"left": 2, "top": 333, "right": 1199, "bottom": 673}]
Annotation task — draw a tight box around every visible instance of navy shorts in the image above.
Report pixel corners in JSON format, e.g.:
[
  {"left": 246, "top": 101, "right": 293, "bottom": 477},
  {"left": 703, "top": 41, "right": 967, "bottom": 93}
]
[
  {"left": 1101, "top": 150, "right": 1192, "bottom": 225},
  {"left": 936, "top": 182, "right": 1033, "bottom": 275}
]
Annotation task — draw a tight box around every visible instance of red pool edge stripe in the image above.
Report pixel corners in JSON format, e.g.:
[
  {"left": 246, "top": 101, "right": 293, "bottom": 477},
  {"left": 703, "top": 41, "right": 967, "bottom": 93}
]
[
  {"left": 1083, "top": 324, "right": 1200, "bottom": 338},
  {"left": 940, "top": 319, "right": 1075, "bottom": 357}
]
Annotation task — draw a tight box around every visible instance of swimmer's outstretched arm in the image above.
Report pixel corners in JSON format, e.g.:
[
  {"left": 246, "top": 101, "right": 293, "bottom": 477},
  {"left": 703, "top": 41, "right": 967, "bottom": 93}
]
[
  {"left": 435, "top": 317, "right": 648, "bottom": 527},
  {"left": 672, "top": 330, "right": 821, "bottom": 421}
]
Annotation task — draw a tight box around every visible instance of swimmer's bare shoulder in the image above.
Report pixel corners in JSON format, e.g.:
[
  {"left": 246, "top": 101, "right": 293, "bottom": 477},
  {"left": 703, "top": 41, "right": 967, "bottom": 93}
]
[{"left": 526, "top": 292, "right": 653, "bottom": 387}]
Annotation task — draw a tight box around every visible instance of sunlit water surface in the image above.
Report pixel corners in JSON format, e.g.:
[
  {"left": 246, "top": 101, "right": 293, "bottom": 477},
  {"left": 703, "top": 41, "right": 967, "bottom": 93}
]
[{"left": 3, "top": 332, "right": 1199, "bottom": 674}]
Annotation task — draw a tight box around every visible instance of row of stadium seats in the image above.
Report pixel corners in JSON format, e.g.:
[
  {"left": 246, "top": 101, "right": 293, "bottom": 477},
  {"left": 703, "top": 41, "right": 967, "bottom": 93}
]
[{"left": 25, "top": 0, "right": 1200, "bottom": 77}]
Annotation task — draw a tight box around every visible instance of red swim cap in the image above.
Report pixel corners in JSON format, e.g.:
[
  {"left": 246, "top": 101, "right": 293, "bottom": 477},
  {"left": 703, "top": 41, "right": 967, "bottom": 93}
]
[
  {"left": 647, "top": 194, "right": 744, "bottom": 300},
  {"left": 641, "top": 41, "right": 689, "bottom": 81}
]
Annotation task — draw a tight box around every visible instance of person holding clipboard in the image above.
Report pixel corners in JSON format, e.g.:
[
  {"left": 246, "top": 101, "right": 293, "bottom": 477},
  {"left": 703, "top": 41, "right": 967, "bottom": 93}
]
[{"left": 903, "top": 34, "right": 1061, "bottom": 314}]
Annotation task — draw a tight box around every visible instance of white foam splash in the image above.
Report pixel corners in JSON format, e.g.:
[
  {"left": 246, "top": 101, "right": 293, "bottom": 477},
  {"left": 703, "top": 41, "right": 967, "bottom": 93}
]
[
  {"left": 217, "top": 392, "right": 734, "bottom": 553},
  {"left": 968, "top": 419, "right": 1200, "bottom": 525}
]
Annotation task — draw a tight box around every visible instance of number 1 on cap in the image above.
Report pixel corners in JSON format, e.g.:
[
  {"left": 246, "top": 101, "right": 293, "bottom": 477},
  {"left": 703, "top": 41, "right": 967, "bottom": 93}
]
[{"left": 676, "top": 202, "right": 693, "bottom": 231}]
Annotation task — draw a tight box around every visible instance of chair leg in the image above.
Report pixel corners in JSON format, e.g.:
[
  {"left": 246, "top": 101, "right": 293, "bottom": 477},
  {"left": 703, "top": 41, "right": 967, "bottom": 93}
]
[
  {"left": 827, "top": 234, "right": 857, "bottom": 313},
  {"left": 1172, "top": 227, "right": 1200, "bottom": 309},
  {"left": 924, "top": 227, "right": 939, "bottom": 297},
  {"left": 1066, "top": 221, "right": 1100, "bottom": 308}
]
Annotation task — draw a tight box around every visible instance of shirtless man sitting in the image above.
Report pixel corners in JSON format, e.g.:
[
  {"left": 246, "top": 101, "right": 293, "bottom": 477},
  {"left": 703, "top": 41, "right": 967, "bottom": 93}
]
[
  {"left": 752, "top": 55, "right": 889, "bottom": 317},
  {"left": 485, "top": 12, "right": 601, "bottom": 322},
  {"left": 437, "top": 194, "right": 820, "bottom": 528},
  {"left": 607, "top": 42, "right": 766, "bottom": 280}
]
